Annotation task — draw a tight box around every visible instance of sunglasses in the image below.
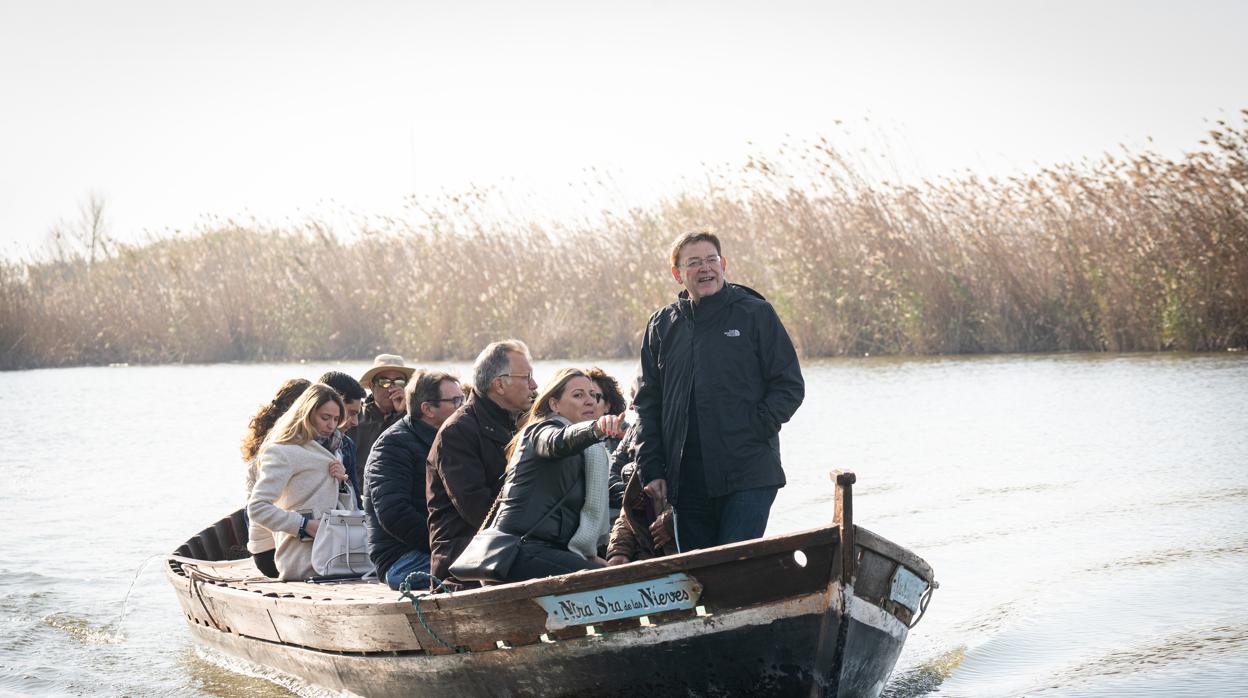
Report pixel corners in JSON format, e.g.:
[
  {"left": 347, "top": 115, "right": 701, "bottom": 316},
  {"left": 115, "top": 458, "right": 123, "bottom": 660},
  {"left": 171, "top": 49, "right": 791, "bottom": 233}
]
[{"left": 373, "top": 377, "right": 408, "bottom": 389}]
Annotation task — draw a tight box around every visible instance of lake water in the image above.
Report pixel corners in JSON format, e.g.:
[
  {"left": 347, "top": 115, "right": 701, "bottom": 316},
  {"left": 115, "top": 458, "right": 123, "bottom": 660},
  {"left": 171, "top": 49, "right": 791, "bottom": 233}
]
[{"left": 1, "top": 353, "right": 1246, "bottom": 696}]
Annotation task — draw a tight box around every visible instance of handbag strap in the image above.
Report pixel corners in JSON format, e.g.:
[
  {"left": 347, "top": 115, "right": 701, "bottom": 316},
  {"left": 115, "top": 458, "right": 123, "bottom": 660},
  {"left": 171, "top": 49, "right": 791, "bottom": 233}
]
[
  {"left": 335, "top": 480, "right": 362, "bottom": 514},
  {"left": 481, "top": 466, "right": 584, "bottom": 542},
  {"left": 518, "top": 468, "right": 583, "bottom": 541}
]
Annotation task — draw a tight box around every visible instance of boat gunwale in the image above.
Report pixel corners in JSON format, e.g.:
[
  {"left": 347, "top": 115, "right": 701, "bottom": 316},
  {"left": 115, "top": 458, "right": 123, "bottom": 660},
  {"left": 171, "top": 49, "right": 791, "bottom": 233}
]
[{"left": 165, "top": 517, "right": 934, "bottom": 612}]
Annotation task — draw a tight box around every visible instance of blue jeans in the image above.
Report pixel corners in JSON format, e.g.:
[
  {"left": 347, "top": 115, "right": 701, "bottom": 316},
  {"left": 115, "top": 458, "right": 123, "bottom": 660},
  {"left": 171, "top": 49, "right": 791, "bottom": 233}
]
[
  {"left": 675, "top": 485, "right": 779, "bottom": 552},
  {"left": 384, "top": 549, "right": 431, "bottom": 591}
]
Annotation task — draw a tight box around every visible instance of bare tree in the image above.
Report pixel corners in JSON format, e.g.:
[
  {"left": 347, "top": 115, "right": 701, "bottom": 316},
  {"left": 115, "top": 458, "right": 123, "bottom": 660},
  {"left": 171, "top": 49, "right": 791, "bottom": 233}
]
[{"left": 45, "top": 192, "right": 112, "bottom": 265}]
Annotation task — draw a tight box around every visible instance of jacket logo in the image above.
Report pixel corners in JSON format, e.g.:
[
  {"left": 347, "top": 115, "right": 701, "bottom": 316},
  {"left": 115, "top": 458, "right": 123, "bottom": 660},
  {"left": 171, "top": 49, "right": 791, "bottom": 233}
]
[{"left": 724, "top": 329, "right": 741, "bottom": 337}]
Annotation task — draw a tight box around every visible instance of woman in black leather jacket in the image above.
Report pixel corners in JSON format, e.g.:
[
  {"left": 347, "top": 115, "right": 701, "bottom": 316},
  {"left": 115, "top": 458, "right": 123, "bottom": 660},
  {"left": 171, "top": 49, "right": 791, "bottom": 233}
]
[{"left": 492, "top": 368, "right": 626, "bottom": 582}]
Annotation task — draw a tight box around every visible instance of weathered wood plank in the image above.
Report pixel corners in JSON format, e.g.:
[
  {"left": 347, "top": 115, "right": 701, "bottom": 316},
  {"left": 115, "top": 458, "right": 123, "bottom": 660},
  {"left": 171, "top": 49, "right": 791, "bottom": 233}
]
[{"left": 429, "top": 526, "right": 839, "bottom": 612}]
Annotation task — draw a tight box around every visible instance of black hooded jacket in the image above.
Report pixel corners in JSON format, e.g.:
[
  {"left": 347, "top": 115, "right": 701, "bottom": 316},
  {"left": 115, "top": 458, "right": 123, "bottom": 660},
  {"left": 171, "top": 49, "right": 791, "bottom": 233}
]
[{"left": 635, "top": 283, "right": 804, "bottom": 503}]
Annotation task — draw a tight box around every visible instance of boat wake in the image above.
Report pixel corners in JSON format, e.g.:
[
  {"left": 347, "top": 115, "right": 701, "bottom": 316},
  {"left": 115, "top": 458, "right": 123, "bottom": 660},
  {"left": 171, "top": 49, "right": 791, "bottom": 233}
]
[{"left": 881, "top": 645, "right": 967, "bottom": 697}]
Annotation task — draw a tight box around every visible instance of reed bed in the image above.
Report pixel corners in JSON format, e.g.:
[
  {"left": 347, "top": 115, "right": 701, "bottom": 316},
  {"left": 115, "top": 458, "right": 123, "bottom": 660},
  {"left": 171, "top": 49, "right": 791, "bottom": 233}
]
[{"left": 2, "top": 114, "right": 1246, "bottom": 370}]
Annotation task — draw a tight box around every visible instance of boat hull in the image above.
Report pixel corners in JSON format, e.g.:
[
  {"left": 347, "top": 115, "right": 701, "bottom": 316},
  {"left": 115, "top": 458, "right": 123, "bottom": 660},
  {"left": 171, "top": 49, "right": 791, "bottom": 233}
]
[
  {"left": 185, "top": 585, "right": 908, "bottom": 697},
  {"left": 167, "top": 474, "right": 933, "bottom": 697}
]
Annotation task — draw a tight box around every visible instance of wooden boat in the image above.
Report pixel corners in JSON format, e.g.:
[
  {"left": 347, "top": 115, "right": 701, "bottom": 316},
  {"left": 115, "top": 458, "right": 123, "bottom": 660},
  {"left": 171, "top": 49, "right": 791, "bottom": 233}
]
[{"left": 164, "top": 471, "right": 936, "bottom": 697}]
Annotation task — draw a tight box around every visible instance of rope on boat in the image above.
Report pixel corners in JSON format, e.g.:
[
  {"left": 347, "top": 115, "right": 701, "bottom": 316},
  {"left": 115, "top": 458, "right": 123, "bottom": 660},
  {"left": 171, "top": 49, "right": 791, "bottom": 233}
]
[
  {"left": 185, "top": 564, "right": 225, "bottom": 631},
  {"left": 398, "top": 572, "right": 462, "bottom": 653},
  {"left": 909, "top": 581, "right": 938, "bottom": 629}
]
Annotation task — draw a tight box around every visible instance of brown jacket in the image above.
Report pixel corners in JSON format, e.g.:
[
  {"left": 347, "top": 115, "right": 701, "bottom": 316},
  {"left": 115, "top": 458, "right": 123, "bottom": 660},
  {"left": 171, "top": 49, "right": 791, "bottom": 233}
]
[
  {"left": 606, "top": 468, "right": 676, "bottom": 562},
  {"left": 426, "top": 389, "right": 516, "bottom": 585}
]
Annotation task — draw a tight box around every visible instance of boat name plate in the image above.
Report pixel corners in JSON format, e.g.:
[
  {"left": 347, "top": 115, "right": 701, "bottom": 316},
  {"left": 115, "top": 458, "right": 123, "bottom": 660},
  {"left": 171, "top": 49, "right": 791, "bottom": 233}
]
[
  {"left": 534, "top": 573, "right": 703, "bottom": 630},
  {"left": 889, "top": 566, "right": 927, "bottom": 612}
]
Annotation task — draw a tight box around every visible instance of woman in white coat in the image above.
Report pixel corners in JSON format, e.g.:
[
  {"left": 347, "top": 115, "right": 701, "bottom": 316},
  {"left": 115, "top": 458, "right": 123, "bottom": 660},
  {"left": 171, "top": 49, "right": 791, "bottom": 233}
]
[{"left": 248, "top": 382, "right": 349, "bottom": 580}]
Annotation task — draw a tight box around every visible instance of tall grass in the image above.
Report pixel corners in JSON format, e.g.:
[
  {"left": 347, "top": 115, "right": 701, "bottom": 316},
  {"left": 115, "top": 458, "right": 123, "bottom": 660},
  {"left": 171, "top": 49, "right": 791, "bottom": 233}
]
[{"left": 2, "top": 113, "right": 1246, "bottom": 370}]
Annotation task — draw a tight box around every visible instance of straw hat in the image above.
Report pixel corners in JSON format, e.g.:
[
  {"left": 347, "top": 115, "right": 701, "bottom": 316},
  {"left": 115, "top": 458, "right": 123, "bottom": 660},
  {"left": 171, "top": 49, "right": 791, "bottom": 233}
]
[{"left": 359, "top": 354, "right": 416, "bottom": 387}]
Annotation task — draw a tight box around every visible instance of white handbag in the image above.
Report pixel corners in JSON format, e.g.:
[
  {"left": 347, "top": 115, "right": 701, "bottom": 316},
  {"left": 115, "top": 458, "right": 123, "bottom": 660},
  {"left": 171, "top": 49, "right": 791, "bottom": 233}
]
[{"left": 310, "top": 482, "right": 375, "bottom": 577}]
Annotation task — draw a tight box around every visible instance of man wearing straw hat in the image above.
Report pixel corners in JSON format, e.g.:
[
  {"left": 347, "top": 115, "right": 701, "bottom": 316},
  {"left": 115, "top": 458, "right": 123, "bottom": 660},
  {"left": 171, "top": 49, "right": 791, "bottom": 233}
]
[{"left": 349, "top": 354, "right": 416, "bottom": 491}]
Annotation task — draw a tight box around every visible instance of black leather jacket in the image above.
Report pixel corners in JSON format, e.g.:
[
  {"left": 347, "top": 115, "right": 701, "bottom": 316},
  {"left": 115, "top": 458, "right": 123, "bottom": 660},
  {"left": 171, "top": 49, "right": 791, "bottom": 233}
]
[
  {"left": 362, "top": 415, "right": 437, "bottom": 578},
  {"left": 635, "top": 283, "right": 805, "bottom": 503},
  {"left": 493, "top": 418, "right": 602, "bottom": 547}
]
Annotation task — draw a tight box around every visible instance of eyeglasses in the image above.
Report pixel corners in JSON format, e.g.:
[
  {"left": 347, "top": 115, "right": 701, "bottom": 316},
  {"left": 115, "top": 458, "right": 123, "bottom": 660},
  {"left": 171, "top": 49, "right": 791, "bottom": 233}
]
[
  {"left": 373, "top": 377, "right": 407, "bottom": 389},
  {"left": 498, "top": 373, "right": 533, "bottom": 382},
  {"left": 427, "top": 396, "right": 465, "bottom": 408},
  {"left": 678, "top": 254, "right": 721, "bottom": 270}
]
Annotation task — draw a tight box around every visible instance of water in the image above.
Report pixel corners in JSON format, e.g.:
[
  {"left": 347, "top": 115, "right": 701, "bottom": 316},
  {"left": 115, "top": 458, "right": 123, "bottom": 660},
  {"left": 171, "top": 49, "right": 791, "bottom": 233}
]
[{"left": 1, "top": 353, "right": 1245, "bottom": 696}]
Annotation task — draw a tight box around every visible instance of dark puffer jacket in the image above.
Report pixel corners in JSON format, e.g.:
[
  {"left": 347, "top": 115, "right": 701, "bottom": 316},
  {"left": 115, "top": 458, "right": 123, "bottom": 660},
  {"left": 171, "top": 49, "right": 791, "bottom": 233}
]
[
  {"left": 362, "top": 415, "right": 437, "bottom": 580},
  {"left": 635, "top": 283, "right": 805, "bottom": 503},
  {"left": 426, "top": 390, "right": 516, "bottom": 583}
]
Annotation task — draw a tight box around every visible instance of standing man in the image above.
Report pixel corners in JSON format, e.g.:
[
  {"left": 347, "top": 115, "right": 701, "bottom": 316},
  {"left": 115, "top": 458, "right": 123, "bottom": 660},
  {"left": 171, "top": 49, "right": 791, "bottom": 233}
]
[
  {"left": 350, "top": 354, "right": 415, "bottom": 490},
  {"left": 426, "top": 340, "right": 538, "bottom": 587},
  {"left": 635, "top": 231, "right": 804, "bottom": 551},
  {"left": 363, "top": 370, "right": 462, "bottom": 590}
]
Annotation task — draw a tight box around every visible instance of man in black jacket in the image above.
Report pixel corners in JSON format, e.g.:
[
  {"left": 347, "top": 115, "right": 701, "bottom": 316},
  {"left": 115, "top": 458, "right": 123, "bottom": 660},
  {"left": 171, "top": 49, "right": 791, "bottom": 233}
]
[
  {"left": 363, "top": 369, "right": 462, "bottom": 590},
  {"left": 635, "top": 231, "right": 804, "bottom": 551}
]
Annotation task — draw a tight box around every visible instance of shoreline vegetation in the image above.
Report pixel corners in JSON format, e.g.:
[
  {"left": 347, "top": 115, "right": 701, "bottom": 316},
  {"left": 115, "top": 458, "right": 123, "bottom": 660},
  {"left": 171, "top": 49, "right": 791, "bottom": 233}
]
[{"left": 2, "top": 114, "right": 1246, "bottom": 371}]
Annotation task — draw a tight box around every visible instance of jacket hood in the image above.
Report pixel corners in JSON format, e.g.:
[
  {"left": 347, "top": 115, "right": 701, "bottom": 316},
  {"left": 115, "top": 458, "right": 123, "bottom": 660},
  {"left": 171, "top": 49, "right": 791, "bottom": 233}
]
[{"left": 675, "top": 282, "right": 766, "bottom": 318}]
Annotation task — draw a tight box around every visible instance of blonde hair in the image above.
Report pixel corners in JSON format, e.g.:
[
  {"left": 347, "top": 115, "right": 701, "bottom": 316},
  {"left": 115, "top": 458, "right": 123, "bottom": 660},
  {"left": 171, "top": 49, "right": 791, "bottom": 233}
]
[
  {"left": 504, "top": 367, "right": 590, "bottom": 462},
  {"left": 260, "top": 383, "right": 344, "bottom": 450}
]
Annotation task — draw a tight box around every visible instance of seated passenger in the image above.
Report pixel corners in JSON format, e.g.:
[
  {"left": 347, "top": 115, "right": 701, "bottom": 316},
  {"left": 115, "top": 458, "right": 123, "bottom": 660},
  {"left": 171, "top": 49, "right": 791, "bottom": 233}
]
[
  {"left": 349, "top": 354, "right": 415, "bottom": 484},
  {"left": 586, "top": 366, "right": 628, "bottom": 452},
  {"left": 491, "top": 369, "right": 625, "bottom": 583},
  {"left": 364, "top": 370, "right": 462, "bottom": 590},
  {"left": 242, "top": 378, "right": 311, "bottom": 578},
  {"left": 317, "top": 370, "right": 367, "bottom": 507},
  {"left": 606, "top": 467, "right": 677, "bottom": 565},
  {"left": 248, "top": 383, "right": 350, "bottom": 581},
  {"left": 428, "top": 340, "right": 536, "bottom": 588}
]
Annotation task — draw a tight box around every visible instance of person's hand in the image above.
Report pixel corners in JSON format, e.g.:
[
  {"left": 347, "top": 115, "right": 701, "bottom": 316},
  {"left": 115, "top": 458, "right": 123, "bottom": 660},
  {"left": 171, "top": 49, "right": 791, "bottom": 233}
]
[
  {"left": 643, "top": 478, "right": 668, "bottom": 504},
  {"left": 588, "top": 555, "right": 608, "bottom": 567},
  {"left": 391, "top": 387, "right": 407, "bottom": 413},
  {"left": 650, "top": 508, "right": 675, "bottom": 550},
  {"left": 328, "top": 461, "right": 347, "bottom": 481},
  {"left": 607, "top": 555, "right": 630, "bottom": 566},
  {"left": 595, "top": 413, "right": 626, "bottom": 438},
  {"left": 305, "top": 518, "right": 319, "bottom": 538}
]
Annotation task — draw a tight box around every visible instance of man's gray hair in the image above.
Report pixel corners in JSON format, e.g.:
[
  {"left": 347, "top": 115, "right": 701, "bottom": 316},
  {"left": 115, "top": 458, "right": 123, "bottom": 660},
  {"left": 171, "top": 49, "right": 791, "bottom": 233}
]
[{"left": 472, "top": 339, "right": 531, "bottom": 396}]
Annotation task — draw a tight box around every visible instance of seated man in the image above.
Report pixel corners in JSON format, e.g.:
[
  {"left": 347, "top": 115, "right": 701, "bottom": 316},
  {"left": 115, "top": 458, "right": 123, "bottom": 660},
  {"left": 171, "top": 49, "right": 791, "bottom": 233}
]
[
  {"left": 350, "top": 354, "right": 415, "bottom": 488},
  {"left": 363, "top": 370, "right": 462, "bottom": 590},
  {"left": 427, "top": 340, "right": 537, "bottom": 588}
]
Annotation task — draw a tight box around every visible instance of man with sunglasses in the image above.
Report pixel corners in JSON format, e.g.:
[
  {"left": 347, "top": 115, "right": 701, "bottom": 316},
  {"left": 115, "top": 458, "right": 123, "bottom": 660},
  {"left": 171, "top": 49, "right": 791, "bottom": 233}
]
[
  {"left": 362, "top": 370, "right": 462, "bottom": 590},
  {"left": 635, "top": 231, "right": 805, "bottom": 551},
  {"left": 350, "top": 354, "right": 416, "bottom": 491}
]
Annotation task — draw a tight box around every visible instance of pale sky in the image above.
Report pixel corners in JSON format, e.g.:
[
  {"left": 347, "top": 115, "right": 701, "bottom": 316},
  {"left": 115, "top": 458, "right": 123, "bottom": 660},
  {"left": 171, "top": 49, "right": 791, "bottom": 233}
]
[{"left": 1, "top": 0, "right": 1245, "bottom": 259}]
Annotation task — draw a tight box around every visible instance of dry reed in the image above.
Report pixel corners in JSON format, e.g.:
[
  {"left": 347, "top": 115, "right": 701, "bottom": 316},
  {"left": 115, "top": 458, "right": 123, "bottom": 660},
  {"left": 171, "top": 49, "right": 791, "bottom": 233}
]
[{"left": 2, "top": 112, "right": 1246, "bottom": 370}]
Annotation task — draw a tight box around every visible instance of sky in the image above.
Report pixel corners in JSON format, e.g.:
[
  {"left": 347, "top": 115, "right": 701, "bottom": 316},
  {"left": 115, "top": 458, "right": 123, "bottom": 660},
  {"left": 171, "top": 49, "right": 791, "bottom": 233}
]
[{"left": 1, "top": 0, "right": 1246, "bottom": 260}]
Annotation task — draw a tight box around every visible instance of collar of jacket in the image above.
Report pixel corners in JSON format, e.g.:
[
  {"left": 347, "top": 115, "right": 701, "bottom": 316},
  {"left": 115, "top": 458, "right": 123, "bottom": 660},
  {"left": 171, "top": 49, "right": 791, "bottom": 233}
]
[
  {"left": 676, "top": 282, "right": 764, "bottom": 320},
  {"left": 362, "top": 395, "right": 395, "bottom": 421},
  {"left": 466, "top": 388, "right": 518, "bottom": 444},
  {"left": 401, "top": 414, "right": 439, "bottom": 445}
]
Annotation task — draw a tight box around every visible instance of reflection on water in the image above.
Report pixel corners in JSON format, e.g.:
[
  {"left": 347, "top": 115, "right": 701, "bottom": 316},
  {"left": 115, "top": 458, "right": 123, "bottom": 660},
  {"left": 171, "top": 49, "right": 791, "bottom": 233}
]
[{"left": 1, "top": 352, "right": 1245, "bottom": 696}]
